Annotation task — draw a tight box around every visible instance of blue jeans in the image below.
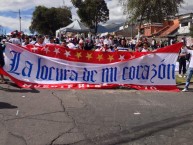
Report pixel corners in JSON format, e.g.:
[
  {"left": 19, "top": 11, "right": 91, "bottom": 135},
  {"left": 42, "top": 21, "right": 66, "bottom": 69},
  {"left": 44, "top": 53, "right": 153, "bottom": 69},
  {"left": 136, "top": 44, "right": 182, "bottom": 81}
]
[{"left": 185, "top": 67, "right": 193, "bottom": 89}]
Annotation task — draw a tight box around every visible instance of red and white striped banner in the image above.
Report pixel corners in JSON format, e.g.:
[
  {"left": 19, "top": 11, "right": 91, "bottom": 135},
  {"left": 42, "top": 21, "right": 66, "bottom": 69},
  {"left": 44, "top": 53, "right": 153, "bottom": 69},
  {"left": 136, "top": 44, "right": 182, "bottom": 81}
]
[{"left": 0, "top": 42, "right": 182, "bottom": 91}]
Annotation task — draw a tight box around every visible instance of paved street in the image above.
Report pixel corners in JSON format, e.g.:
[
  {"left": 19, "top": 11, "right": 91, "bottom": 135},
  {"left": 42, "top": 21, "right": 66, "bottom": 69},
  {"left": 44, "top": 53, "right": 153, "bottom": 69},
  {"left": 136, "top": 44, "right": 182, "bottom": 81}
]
[{"left": 0, "top": 82, "right": 193, "bottom": 145}]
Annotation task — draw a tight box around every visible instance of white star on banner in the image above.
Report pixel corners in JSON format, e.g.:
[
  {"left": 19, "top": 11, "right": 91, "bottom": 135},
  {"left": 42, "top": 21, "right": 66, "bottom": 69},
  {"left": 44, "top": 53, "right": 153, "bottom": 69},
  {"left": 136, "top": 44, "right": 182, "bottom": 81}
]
[
  {"left": 51, "top": 85, "right": 57, "bottom": 88},
  {"left": 64, "top": 50, "right": 71, "bottom": 57},
  {"left": 68, "top": 84, "right": 73, "bottom": 88},
  {"left": 54, "top": 48, "right": 60, "bottom": 55},
  {"left": 130, "top": 54, "right": 135, "bottom": 59},
  {"left": 119, "top": 55, "right": 125, "bottom": 61},
  {"left": 23, "top": 79, "right": 30, "bottom": 82},
  {"left": 34, "top": 85, "right": 41, "bottom": 88},
  {"left": 86, "top": 84, "right": 90, "bottom": 88},
  {"left": 43, "top": 85, "right": 49, "bottom": 88},
  {"left": 22, "top": 84, "right": 32, "bottom": 88},
  {"left": 95, "top": 85, "right": 101, "bottom": 88},
  {"left": 31, "top": 46, "right": 38, "bottom": 52},
  {"left": 78, "top": 84, "right": 85, "bottom": 88},
  {"left": 44, "top": 47, "right": 50, "bottom": 54}
]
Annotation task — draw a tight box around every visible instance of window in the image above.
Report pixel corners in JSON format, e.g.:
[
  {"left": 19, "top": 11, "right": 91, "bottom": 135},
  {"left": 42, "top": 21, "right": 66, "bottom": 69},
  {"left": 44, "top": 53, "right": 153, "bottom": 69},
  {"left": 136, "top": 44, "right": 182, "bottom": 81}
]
[{"left": 181, "top": 22, "right": 188, "bottom": 27}]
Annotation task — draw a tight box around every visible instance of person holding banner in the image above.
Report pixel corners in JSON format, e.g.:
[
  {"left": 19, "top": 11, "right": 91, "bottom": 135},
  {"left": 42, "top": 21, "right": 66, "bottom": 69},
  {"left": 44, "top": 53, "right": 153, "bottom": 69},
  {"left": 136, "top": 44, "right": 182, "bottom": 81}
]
[
  {"left": 95, "top": 40, "right": 112, "bottom": 52},
  {"left": 182, "top": 46, "right": 193, "bottom": 92},
  {"left": 35, "top": 35, "right": 46, "bottom": 47},
  {"left": 9, "top": 30, "right": 22, "bottom": 45},
  {"left": 0, "top": 42, "right": 6, "bottom": 83},
  {"left": 22, "top": 36, "right": 30, "bottom": 46},
  {"left": 77, "top": 39, "right": 85, "bottom": 50},
  {"left": 117, "top": 38, "right": 129, "bottom": 51},
  {"left": 141, "top": 42, "right": 150, "bottom": 52}
]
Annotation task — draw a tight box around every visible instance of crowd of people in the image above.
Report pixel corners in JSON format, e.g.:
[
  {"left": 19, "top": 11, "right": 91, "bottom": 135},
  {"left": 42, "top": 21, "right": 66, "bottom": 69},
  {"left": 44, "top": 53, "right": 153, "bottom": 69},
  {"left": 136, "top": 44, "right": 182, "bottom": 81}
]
[
  {"left": 0, "top": 30, "right": 193, "bottom": 91},
  {"left": 0, "top": 30, "right": 174, "bottom": 53}
]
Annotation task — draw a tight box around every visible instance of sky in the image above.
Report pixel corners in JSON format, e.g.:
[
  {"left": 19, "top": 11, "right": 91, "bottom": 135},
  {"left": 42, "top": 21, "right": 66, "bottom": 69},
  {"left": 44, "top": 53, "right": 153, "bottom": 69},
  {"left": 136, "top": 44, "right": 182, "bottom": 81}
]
[{"left": 0, "top": 0, "right": 192, "bottom": 34}]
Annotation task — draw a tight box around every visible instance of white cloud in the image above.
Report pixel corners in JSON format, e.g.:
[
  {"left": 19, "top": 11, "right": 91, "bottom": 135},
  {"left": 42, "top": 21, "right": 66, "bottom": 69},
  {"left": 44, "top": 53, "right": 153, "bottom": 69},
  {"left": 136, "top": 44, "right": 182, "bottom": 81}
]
[
  {"left": 180, "top": 0, "right": 193, "bottom": 14},
  {"left": 0, "top": 0, "right": 73, "bottom": 11},
  {"left": 0, "top": 0, "right": 192, "bottom": 32},
  {"left": 0, "top": 15, "right": 31, "bottom": 32},
  {"left": 106, "top": 0, "right": 126, "bottom": 24}
]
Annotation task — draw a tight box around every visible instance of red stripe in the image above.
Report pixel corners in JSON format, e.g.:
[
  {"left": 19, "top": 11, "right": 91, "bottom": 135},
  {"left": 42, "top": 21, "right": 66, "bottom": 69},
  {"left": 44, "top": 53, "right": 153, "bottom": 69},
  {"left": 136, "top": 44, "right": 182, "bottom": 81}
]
[
  {"left": 0, "top": 68, "right": 179, "bottom": 92},
  {"left": 9, "top": 42, "right": 182, "bottom": 64}
]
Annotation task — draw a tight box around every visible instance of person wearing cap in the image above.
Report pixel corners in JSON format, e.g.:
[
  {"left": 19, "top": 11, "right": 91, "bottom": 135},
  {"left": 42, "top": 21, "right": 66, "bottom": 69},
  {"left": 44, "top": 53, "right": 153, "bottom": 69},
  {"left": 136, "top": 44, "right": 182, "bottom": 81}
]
[{"left": 9, "top": 30, "right": 22, "bottom": 45}]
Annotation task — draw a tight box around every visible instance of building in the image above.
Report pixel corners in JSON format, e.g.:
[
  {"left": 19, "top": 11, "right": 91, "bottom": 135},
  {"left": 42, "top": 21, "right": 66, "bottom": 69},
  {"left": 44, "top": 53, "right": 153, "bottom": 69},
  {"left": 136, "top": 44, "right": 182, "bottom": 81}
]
[
  {"left": 177, "top": 13, "right": 193, "bottom": 36},
  {"left": 137, "top": 13, "right": 193, "bottom": 39},
  {"left": 139, "top": 19, "right": 179, "bottom": 38}
]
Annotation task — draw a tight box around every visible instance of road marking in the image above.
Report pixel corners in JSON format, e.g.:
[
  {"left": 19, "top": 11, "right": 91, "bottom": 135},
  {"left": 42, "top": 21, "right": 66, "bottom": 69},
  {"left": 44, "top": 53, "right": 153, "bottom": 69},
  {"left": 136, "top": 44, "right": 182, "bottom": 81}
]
[
  {"left": 16, "top": 110, "right": 19, "bottom": 116},
  {"left": 134, "top": 112, "right": 141, "bottom": 115}
]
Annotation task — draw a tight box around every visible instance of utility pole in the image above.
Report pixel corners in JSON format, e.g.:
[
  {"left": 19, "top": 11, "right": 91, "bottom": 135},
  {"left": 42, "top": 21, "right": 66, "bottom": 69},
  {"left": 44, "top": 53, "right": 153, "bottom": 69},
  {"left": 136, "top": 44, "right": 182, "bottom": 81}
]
[
  {"left": 19, "top": 9, "right": 21, "bottom": 32},
  {"left": 12, "top": 9, "right": 21, "bottom": 32}
]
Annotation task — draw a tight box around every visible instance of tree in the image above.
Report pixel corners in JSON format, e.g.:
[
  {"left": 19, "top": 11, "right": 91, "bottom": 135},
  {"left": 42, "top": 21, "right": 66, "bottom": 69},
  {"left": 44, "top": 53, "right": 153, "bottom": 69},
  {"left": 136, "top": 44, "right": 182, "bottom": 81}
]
[
  {"left": 30, "top": 6, "right": 72, "bottom": 35},
  {"left": 71, "top": 0, "right": 109, "bottom": 34},
  {"left": 120, "top": 0, "right": 184, "bottom": 23},
  {"left": 120, "top": 0, "right": 184, "bottom": 35}
]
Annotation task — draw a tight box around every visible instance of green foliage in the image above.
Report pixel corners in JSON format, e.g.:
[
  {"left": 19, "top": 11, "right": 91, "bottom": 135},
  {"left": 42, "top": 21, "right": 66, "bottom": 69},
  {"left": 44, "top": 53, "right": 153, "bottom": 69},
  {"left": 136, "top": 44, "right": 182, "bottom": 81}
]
[
  {"left": 190, "top": 24, "right": 193, "bottom": 38},
  {"left": 71, "top": 0, "right": 83, "bottom": 8},
  {"left": 120, "top": 0, "right": 184, "bottom": 24},
  {"left": 71, "top": 0, "right": 109, "bottom": 34},
  {"left": 30, "top": 6, "right": 72, "bottom": 35}
]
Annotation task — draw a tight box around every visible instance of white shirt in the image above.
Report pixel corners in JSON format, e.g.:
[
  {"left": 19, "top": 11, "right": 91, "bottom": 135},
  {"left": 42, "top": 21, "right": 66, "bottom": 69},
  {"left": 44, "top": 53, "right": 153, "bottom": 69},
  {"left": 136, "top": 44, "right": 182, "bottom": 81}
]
[
  {"left": 95, "top": 47, "right": 112, "bottom": 52},
  {"left": 22, "top": 42, "right": 29, "bottom": 46},
  {"left": 35, "top": 42, "right": 46, "bottom": 47},
  {"left": 179, "top": 47, "right": 188, "bottom": 55},
  {"left": 141, "top": 48, "right": 149, "bottom": 52},
  {"left": 170, "top": 39, "right": 173, "bottom": 45},
  {"left": 131, "top": 39, "right": 136, "bottom": 45},
  {"left": 151, "top": 39, "right": 155, "bottom": 45},
  {"left": 67, "top": 43, "right": 76, "bottom": 49},
  {"left": 30, "top": 40, "right": 36, "bottom": 45},
  {"left": 186, "top": 49, "right": 193, "bottom": 68},
  {"left": 9, "top": 38, "right": 21, "bottom": 45},
  {"left": 44, "top": 38, "right": 50, "bottom": 44}
]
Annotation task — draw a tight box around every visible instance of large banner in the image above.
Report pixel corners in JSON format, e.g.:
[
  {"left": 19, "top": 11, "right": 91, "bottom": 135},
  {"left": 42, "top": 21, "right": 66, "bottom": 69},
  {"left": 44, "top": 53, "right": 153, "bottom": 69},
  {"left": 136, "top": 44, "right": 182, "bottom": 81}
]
[{"left": 1, "top": 42, "right": 182, "bottom": 91}]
